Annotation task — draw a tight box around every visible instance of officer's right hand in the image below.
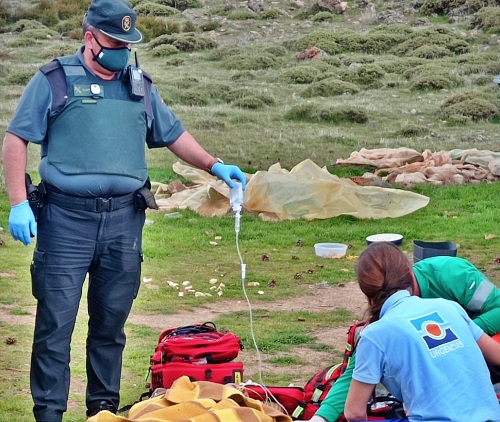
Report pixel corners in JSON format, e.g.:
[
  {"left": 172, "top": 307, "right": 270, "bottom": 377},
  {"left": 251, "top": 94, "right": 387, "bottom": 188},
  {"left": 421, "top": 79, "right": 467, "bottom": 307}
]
[{"left": 9, "top": 200, "right": 37, "bottom": 246}]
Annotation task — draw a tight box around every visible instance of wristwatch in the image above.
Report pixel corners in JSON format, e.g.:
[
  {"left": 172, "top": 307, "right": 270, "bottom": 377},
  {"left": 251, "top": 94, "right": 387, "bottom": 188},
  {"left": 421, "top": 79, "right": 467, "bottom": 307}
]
[{"left": 206, "top": 157, "right": 224, "bottom": 174}]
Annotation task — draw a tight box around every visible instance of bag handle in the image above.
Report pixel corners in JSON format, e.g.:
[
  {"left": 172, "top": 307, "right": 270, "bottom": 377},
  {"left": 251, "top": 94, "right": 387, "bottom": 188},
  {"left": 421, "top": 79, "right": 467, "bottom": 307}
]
[{"left": 160, "top": 322, "right": 217, "bottom": 342}]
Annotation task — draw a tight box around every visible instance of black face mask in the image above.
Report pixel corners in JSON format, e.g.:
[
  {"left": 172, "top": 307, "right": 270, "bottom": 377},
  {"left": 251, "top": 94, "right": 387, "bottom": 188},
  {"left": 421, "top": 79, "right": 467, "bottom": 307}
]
[{"left": 91, "top": 34, "right": 131, "bottom": 72}]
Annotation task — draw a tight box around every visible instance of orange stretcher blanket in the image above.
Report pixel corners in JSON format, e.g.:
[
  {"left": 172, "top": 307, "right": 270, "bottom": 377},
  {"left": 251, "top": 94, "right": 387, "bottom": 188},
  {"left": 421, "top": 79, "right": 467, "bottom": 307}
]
[{"left": 87, "top": 376, "right": 292, "bottom": 422}]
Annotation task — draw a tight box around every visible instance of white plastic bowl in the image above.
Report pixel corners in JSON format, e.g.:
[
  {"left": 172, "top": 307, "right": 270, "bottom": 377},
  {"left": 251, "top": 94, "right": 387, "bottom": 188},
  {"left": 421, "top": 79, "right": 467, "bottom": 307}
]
[
  {"left": 314, "top": 243, "right": 348, "bottom": 258},
  {"left": 366, "top": 233, "right": 403, "bottom": 246}
]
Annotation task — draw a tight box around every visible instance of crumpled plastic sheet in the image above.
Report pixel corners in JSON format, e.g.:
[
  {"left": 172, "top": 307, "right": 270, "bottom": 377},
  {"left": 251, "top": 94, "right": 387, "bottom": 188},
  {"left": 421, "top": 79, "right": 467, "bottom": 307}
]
[
  {"left": 154, "top": 159, "right": 429, "bottom": 221},
  {"left": 336, "top": 147, "right": 500, "bottom": 185}
]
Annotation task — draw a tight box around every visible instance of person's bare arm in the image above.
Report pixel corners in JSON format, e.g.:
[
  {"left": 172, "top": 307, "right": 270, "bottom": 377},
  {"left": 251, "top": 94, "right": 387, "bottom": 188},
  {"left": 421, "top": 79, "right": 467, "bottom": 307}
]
[
  {"left": 344, "top": 379, "right": 375, "bottom": 421},
  {"left": 167, "top": 130, "right": 218, "bottom": 173},
  {"left": 2, "top": 132, "right": 29, "bottom": 206},
  {"left": 477, "top": 333, "right": 500, "bottom": 365}
]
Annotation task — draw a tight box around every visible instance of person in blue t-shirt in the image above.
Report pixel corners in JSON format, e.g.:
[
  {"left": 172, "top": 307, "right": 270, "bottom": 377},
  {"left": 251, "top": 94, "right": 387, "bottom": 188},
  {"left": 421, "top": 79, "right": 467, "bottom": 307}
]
[{"left": 344, "top": 242, "right": 500, "bottom": 422}]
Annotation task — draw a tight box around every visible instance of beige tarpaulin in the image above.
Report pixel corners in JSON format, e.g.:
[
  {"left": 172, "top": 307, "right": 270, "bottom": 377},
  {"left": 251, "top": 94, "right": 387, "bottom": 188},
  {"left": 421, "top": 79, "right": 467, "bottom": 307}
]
[
  {"left": 154, "top": 159, "right": 429, "bottom": 220},
  {"left": 336, "top": 147, "right": 500, "bottom": 185}
]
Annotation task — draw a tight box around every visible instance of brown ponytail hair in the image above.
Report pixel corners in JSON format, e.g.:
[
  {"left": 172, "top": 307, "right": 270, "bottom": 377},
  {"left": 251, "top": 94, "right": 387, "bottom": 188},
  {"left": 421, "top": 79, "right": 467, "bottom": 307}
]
[{"left": 355, "top": 242, "right": 414, "bottom": 323}]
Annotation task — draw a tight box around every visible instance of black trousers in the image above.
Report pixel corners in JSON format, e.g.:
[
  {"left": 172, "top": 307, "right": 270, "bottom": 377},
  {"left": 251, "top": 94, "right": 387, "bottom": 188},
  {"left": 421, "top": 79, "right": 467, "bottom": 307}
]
[{"left": 30, "top": 199, "right": 145, "bottom": 422}]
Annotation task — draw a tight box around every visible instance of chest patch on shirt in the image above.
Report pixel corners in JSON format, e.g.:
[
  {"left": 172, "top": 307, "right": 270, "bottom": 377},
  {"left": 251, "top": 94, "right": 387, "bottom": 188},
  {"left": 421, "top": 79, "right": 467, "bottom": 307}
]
[
  {"left": 73, "top": 84, "right": 104, "bottom": 98},
  {"left": 408, "top": 311, "right": 461, "bottom": 355}
]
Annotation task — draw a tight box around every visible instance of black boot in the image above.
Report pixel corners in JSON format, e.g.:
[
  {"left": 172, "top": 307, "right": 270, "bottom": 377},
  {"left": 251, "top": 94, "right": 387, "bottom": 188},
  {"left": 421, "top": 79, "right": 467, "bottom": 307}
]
[{"left": 86, "top": 401, "right": 117, "bottom": 417}]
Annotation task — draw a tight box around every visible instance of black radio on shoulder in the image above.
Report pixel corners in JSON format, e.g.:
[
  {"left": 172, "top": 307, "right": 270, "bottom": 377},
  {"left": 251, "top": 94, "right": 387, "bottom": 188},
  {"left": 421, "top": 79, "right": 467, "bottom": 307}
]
[{"left": 128, "top": 51, "right": 145, "bottom": 100}]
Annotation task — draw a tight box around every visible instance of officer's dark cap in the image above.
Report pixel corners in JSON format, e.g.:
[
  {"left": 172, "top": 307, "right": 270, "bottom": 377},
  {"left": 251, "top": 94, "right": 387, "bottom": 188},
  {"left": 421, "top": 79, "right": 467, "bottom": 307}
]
[{"left": 86, "top": 0, "right": 142, "bottom": 43}]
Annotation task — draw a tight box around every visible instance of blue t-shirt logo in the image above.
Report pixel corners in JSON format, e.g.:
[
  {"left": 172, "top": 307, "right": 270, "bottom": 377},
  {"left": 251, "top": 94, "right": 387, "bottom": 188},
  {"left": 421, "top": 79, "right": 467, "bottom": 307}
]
[{"left": 408, "top": 311, "right": 459, "bottom": 350}]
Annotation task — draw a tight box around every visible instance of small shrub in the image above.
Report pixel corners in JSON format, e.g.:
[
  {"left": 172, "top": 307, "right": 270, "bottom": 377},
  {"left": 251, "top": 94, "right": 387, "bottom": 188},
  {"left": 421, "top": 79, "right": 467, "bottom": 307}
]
[
  {"left": 148, "top": 33, "right": 217, "bottom": 52},
  {"left": 410, "top": 74, "right": 459, "bottom": 90},
  {"left": 11, "top": 19, "right": 46, "bottom": 32},
  {"left": 199, "top": 20, "right": 221, "bottom": 31},
  {"left": 259, "top": 9, "right": 280, "bottom": 20},
  {"left": 445, "top": 114, "right": 473, "bottom": 125},
  {"left": 369, "top": 23, "right": 414, "bottom": 35},
  {"left": 183, "top": 20, "right": 197, "bottom": 32},
  {"left": 403, "top": 62, "right": 454, "bottom": 79},
  {"left": 18, "top": 3, "right": 59, "bottom": 27},
  {"left": 377, "top": 56, "right": 427, "bottom": 75},
  {"left": 207, "top": 45, "right": 243, "bottom": 61},
  {"left": 54, "top": 16, "right": 82, "bottom": 36},
  {"left": 282, "top": 66, "right": 320, "bottom": 84},
  {"left": 311, "top": 12, "right": 334, "bottom": 22},
  {"left": 390, "top": 32, "right": 466, "bottom": 56},
  {"left": 315, "top": 69, "right": 350, "bottom": 82},
  {"left": 300, "top": 78, "right": 359, "bottom": 98},
  {"left": 408, "top": 45, "right": 454, "bottom": 59},
  {"left": 223, "top": 53, "right": 277, "bottom": 70},
  {"left": 40, "top": 43, "right": 79, "bottom": 59},
  {"left": 134, "top": 2, "right": 179, "bottom": 16},
  {"left": 284, "top": 103, "right": 368, "bottom": 124},
  {"left": 154, "top": 0, "right": 202, "bottom": 10},
  {"left": 321, "top": 56, "right": 341, "bottom": 67},
  {"left": 418, "top": 1, "right": 478, "bottom": 16},
  {"left": 352, "top": 64, "right": 386, "bottom": 88},
  {"left": 441, "top": 98, "right": 499, "bottom": 121},
  {"left": 340, "top": 55, "right": 375, "bottom": 66},
  {"left": 294, "top": 30, "right": 342, "bottom": 55},
  {"left": 8, "top": 37, "right": 38, "bottom": 47},
  {"left": 230, "top": 71, "right": 256, "bottom": 81},
  {"left": 225, "top": 10, "right": 255, "bottom": 20},
  {"left": 441, "top": 91, "right": 496, "bottom": 108},
  {"left": 136, "top": 16, "right": 168, "bottom": 41},
  {"left": 19, "top": 28, "right": 60, "bottom": 39},
  {"left": 397, "top": 124, "right": 431, "bottom": 137},
  {"left": 151, "top": 44, "right": 179, "bottom": 56},
  {"left": 474, "top": 6, "right": 500, "bottom": 33},
  {"left": 166, "top": 57, "right": 185, "bottom": 66},
  {"left": 173, "top": 76, "right": 199, "bottom": 89},
  {"left": 308, "top": 60, "right": 336, "bottom": 73},
  {"left": 166, "top": 21, "right": 181, "bottom": 34},
  {"left": 263, "top": 44, "right": 288, "bottom": 57},
  {"left": 362, "top": 32, "right": 406, "bottom": 54},
  {"left": 178, "top": 89, "right": 208, "bottom": 106},
  {"left": 470, "top": 74, "right": 496, "bottom": 86},
  {"left": 7, "top": 67, "right": 38, "bottom": 85},
  {"left": 232, "top": 96, "right": 266, "bottom": 109}
]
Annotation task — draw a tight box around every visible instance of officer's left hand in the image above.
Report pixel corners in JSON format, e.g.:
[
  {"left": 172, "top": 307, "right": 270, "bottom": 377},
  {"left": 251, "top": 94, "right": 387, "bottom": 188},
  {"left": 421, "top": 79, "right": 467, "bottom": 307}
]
[
  {"left": 211, "top": 163, "right": 247, "bottom": 190},
  {"left": 9, "top": 200, "right": 37, "bottom": 246}
]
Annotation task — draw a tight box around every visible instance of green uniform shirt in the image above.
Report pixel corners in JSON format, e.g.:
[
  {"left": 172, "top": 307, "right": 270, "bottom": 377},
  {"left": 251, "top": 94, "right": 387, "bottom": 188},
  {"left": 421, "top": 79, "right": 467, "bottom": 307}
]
[
  {"left": 315, "top": 256, "right": 500, "bottom": 422},
  {"left": 413, "top": 256, "right": 500, "bottom": 335}
]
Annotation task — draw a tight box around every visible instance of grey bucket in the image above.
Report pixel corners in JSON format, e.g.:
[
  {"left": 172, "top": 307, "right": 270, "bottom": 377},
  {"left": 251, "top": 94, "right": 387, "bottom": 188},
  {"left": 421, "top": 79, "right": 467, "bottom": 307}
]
[{"left": 413, "top": 240, "right": 457, "bottom": 264}]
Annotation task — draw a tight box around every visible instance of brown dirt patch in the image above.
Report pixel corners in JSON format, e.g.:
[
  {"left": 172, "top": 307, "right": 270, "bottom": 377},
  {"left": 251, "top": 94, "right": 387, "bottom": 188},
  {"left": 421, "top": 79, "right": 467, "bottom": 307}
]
[{"left": 0, "top": 281, "right": 367, "bottom": 390}]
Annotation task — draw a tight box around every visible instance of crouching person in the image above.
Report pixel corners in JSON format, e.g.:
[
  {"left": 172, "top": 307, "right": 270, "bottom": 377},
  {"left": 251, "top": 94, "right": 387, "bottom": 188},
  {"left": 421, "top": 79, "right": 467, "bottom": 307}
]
[{"left": 344, "top": 242, "right": 500, "bottom": 422}]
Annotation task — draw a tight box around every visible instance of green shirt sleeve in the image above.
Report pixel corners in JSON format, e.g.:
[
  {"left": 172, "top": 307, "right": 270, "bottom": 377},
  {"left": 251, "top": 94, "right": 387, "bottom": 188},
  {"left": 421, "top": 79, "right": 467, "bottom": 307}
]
[
  {"left": 413, "top": 256, "right": 500, "bottom": 335},
  {"left": 315, "top": 352, "right": 355, "bottom": 422}
]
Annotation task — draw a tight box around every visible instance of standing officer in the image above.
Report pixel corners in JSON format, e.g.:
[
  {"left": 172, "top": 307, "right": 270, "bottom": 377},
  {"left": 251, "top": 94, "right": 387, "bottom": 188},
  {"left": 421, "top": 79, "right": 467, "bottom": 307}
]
[{"left": 2, "top": 0, "right": 246, "bottom": 421}]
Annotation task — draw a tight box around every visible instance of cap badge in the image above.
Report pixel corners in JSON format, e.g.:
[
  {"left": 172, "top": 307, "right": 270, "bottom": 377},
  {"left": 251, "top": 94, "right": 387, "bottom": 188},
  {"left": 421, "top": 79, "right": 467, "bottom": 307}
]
[{"left": 122, "top": 15, "right": 132, "bottom": 32}]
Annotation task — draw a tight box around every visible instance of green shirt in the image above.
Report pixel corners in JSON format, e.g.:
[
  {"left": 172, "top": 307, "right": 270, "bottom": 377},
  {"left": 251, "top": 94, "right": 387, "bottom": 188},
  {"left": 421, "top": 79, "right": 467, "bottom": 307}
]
[
  {"left": 413, "top": 256, "right": 500, "bottom": 335},
  {"left": 315, "top": 256, "right": 500, "bottom": 422}
]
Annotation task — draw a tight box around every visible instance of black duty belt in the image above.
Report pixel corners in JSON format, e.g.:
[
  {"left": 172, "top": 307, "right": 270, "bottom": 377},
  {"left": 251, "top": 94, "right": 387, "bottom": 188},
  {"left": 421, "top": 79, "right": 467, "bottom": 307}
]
[{"left": 45, "top": 186, "right": 135, "bottom": 213}]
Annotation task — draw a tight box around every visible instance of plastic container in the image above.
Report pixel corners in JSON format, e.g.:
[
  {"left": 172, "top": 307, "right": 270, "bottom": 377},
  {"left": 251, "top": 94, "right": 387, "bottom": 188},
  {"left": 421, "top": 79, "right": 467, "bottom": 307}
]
[
  {"left": 366, "top": 233, "right": 403, "bottom": 246},
  {"left": 314, "top": 243, "right": 348, "bottom": 259},
  {"left": 413, "top": 240, "right": 457, "bottom": 264}
]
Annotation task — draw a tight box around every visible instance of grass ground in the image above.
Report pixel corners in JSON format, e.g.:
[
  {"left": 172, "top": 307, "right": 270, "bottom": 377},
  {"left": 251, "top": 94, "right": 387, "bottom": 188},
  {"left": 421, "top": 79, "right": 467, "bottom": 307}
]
[{"left": 0, "top": 0, "right": 500, "bottom": 420}]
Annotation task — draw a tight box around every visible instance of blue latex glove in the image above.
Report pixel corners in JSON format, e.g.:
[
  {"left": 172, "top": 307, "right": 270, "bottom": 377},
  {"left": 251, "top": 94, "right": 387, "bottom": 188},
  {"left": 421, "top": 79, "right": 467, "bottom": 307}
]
[
  {"left": 211, "top": 163, "right": 246, "bottom": 190},
  {"left": 9, "top": 200, "right": 37, "bottom": 246}
]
